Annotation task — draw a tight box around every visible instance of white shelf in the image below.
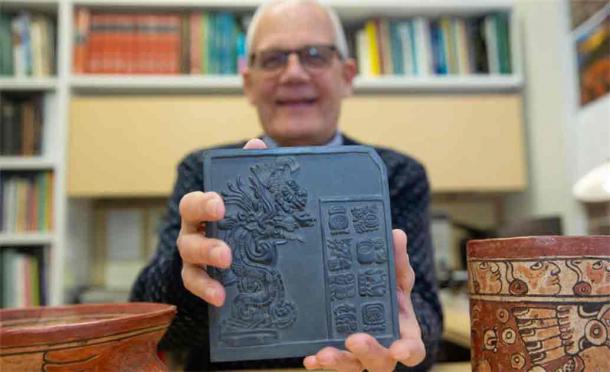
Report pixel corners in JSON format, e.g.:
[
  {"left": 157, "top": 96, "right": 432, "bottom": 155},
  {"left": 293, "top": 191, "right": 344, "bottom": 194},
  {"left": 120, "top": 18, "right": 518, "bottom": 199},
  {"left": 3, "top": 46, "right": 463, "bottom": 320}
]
[
  {"left": 0, "top": 77, "right": 58, "bottom": 91},
  {"left": 0, "top": 157, "right": 56, "bottom": 171},
  {"left": 1, "top": 0, "right": 59, "bottom": 12},
  {"left": 69, "top": 74, "right": 522, "bottom": 94},
  {"left": 0, "top": 233, "right": 54, "bottom": 246},
  {"left": 70, "top": 75, "right": 243, "bottom": 93},
  {"left": 354, "top": 75, "right": 523, "bottom": 93},
  {"left": 70, "top": 0, "right": 513, "bottom": 13}
]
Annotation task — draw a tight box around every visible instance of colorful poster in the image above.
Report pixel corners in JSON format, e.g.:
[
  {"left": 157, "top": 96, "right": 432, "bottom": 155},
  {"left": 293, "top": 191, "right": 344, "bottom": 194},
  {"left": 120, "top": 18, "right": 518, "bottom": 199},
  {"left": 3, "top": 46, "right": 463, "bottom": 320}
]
[{"left": 575, "top": 5, "right": 610, "bottom": 106}]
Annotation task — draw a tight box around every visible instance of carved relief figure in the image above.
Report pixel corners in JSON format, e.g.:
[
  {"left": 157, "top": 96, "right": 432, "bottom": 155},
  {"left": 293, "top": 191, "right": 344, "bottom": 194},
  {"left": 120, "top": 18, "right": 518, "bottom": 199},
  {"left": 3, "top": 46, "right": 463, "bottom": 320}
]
[
  {"left": 217, "top": 157, "right": 315, "bottom": 345},
  {"left": 362, "top": 303, "right": 386, "bottom": 333},
  {"left": 358, "top": 269, "right": 387, "bottom": 297},
  {"left": 356, "top": 238, "right": 387, "bottom": 265},
  {"left": 334, "top": 304, "right": 357, "bottom": 334},
  {"left": 350, "top": 205, "right": 380, "bottom": 233},
  {"left": 329, "top": 273, "right": 356, "bottom": 301},
  {"left": 327, "top": 238, "right": 353, "bottom": 271}
]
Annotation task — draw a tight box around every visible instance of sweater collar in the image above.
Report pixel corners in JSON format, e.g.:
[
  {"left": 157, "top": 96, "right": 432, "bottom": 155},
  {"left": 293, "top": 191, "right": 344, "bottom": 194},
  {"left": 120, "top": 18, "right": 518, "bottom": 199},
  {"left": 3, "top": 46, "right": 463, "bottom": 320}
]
[{"left": 262, "top": 131, "right": 344, "bottom": 148}]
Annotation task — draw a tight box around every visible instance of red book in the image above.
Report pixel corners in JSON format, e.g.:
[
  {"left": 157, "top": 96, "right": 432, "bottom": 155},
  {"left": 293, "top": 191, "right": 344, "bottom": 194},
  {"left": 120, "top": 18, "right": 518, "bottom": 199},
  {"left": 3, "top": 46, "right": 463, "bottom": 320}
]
[
  {"left": 99, "top": 13, "right": 111, "bottom": 73},
  {"left": 73, "top": 8, "right": 90, "bottom": 73},
  {"left": 87, "top": 13, "right": 103, "bottom": 73},
  {"left": 189, "top": 12, "right": 201, "bottom": 74}
]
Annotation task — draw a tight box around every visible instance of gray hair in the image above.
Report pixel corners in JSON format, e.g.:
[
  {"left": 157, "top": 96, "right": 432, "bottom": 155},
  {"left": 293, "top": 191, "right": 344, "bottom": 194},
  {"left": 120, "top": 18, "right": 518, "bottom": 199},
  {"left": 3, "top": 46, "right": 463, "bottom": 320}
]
[{"left": 245, "top": 0, "right": 349, "bottom": 59}]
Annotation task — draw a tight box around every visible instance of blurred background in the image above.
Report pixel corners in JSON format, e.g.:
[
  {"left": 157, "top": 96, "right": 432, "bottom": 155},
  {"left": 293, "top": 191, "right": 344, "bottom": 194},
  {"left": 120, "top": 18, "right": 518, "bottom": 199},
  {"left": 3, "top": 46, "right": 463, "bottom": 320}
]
[{"left": 1, "top": 0, "right": 608, "bottom": 366}]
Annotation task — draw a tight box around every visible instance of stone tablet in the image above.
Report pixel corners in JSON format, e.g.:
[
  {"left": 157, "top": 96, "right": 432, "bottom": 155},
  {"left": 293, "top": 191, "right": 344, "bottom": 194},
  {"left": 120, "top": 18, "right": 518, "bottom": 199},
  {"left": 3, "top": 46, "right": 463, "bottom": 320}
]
[{"left": 203, "top": 146, "right": 399, "bottom": 362}]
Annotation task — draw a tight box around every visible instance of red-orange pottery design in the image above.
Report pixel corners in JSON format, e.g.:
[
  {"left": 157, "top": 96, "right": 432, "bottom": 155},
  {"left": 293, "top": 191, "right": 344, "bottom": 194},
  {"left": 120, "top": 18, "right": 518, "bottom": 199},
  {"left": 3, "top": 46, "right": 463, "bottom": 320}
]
[
  {"left": 467, "top": 236, "right": 610, "bottom": 372},
  {"left": 0, "top": 302, "right": 176, "bottom": 371}
]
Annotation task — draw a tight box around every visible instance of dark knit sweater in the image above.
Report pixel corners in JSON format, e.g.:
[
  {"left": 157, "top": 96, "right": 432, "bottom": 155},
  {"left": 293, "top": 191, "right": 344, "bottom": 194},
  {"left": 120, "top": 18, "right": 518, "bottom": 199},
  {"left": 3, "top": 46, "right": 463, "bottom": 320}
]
[{"left": 130, "top": 135, "right": 442, "bottom": 371}]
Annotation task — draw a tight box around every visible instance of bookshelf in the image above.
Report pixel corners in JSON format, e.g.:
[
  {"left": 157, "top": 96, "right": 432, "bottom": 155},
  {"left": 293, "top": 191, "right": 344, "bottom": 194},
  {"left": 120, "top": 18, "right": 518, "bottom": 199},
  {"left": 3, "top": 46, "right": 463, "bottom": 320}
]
[
  {"left": 5, "top": 0, "right": 528, "bottom": 306},
  {"left": 0, "top": 0, "right": 67, "bottom": 308},
  {"left": 68, "top": 75, "right": 523, "bottom": 94}
]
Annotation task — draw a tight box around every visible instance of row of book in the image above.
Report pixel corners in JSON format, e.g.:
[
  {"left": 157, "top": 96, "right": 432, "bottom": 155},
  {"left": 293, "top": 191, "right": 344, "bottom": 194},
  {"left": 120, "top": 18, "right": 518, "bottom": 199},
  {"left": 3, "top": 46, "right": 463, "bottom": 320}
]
[
  {"left": 73, "top": 9, "right": 247, "bottom": 74},
  {"left": 1, "top": 94, "right": 45, "bottom": 156},
  {"left": 1, "top": 247, "right": 48, "bottom": 308},
  {"left": 0, "top": 12, "right": 56, "bottom": 77},
  {"left": 1, "top": 171, "right": 54, "bottom": 233},
  {"left": 353, "top": 14, "right": 512, "bottom": 77}
]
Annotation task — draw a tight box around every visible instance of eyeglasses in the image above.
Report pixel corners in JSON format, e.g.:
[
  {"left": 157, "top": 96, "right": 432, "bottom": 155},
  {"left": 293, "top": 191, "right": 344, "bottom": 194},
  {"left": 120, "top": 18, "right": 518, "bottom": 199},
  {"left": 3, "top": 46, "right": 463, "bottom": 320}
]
[{"left": 249, "top": 44, "right": 341, "bottom": 72}]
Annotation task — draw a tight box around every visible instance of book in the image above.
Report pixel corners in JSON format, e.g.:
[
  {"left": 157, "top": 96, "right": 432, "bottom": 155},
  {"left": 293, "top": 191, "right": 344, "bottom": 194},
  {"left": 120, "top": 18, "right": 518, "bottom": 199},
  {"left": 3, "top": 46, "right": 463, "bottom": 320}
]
[
  {"left": 364, "top": 20, "right": 381, "bottom": 76},
  {"left": 485, "top": 15, "right": 499, "bottom": 74},
  {"left": 429, "top": 20, "right": 448, "bottom": 75},
  {"left": 389, "top": 21, "right": 404, "bottom": 75},
  {"left": 0, "top": 13, "right": 13, "bottom": 75},
  {"left": 355, "top": 28, "right": 370, "bottom": 76},
  {"left": 467, "top": 17, "right": 489, "bottom": 74},
  {"left": 495, "top": 13, "right": 512, "bottom": 74},
  {"left": 413, "top": 17, "right": 431, "bottom": 76}
]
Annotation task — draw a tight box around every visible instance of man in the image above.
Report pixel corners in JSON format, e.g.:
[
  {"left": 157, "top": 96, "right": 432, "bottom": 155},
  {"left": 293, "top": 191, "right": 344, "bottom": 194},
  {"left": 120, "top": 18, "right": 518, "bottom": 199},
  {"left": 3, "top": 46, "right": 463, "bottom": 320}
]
[{"left": 130, "top": 1, "right": 442, "bottom": 370}]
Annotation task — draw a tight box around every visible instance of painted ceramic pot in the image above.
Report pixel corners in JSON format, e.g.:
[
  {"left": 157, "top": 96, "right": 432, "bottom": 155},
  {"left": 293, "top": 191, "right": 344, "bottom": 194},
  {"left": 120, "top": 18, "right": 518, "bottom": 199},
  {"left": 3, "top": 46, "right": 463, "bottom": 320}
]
[
  {"left": 0, "top": 302, "right": 176, "bottom": 371},
  {"left": 467, "top": 236, "right": 610, "bottom": 372}
]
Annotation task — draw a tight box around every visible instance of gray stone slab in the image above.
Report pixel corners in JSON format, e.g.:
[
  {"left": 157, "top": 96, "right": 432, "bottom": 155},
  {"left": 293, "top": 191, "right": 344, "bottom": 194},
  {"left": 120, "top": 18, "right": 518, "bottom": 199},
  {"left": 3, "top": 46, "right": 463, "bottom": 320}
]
[{"left": 203, "top": 146, "right": 399, "bottom": 362}]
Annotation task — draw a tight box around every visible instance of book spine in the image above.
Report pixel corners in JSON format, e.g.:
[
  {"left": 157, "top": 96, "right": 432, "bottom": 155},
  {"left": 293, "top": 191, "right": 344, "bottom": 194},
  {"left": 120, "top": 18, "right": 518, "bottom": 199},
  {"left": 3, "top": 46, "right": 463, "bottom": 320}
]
[
  {"left": 364, "top": 20, "right": 380, "bottom": 76},
  {"left": 496, "top": 13, "right": 512, "bottom": 74},
  {"left": 398, "top": 21, "right": 414, "bottom": 75},
  {"left": 189, "top": 12, "right": 201, "bottom": 74},
  {"left": 30, "top": 16, "right": 43, "bottom": 77},
  {"left": 180, "top": 13, "right": 190, "bottom": 74},
  {"left": 389, "top": 20, "right": 404, "bottom": 75},
  {"left": 0, "top": 13, "right": 14, "bottom": 75},
  {"left": 355, "top": 28, "right": 369, "bottom": 77},
  {"left": 414, "top": 17, "right": 431, "bottom": 76},
  {"left": 485, "top": 14, "right": 499, "bottom": 74}
]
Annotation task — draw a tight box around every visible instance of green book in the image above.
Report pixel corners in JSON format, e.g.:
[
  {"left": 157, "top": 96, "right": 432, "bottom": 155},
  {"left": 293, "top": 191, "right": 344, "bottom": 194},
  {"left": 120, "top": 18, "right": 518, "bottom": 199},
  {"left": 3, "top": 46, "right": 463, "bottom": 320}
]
[
  {"left": 0, "top": 13, "right": 14, "bottom": 75},
  {"left": 495, "top": 13, "right": 512, "bottom": 74}
]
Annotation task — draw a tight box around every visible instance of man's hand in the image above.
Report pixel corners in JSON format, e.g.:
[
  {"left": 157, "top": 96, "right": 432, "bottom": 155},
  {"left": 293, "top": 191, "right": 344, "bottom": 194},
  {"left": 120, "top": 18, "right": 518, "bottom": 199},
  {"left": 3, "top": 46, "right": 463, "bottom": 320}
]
[
  {"left": 177, "top": 138, "right": 267, "bottom": 306},
  {"left": 303, "top": 229, "right": 426, "bottom": 372}
]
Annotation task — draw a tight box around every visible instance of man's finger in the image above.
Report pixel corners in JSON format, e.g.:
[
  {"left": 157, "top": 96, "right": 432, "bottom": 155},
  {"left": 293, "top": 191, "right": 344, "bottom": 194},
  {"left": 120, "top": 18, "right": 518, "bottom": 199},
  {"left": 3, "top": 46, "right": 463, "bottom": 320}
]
[
  {"left": 181, "top": 262, "right": 225, "bottom": 306},
  {"left": 303, "top": 355, "right": 322, "bottom": 370},
  {"left": 389, "top": 338, "right": 426, "bottom": 367},
  {"left": 243, "top": 138, "right": 267, "bottom": 149},
  {"left": 314, "top": 346, "right": 363, "bottom": 372},
  {"left": 179, "top": 191, "right": 225, "bottom": 233},
  {"left": 177, "top": 233, "right": 231, "bottom": 268},
  {"left": 392, "top": 229, "right": 414, "bottom": 292},
  {"left": 345, "top": 333, "right": 394, "bottom": 371}
]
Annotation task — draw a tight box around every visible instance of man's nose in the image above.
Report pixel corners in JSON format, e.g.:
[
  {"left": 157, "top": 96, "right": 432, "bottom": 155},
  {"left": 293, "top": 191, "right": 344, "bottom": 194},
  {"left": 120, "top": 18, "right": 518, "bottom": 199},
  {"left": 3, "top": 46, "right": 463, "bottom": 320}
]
[{"left": 279, "top": 53, "right": 310, "bottom": 83}]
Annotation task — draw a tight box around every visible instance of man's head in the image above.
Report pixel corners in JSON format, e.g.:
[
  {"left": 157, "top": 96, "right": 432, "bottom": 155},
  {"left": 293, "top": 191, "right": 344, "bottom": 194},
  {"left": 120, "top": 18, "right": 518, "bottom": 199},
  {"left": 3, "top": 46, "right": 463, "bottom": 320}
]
[{"left": 242, "top": 0, "right": 357, "bottom": 146}]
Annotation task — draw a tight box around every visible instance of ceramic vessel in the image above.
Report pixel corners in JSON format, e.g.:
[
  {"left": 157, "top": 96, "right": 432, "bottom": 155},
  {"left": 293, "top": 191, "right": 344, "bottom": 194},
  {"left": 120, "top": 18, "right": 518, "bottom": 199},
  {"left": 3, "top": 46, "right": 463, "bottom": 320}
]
[
  {"left": 467, "top": 236, "right": 610, "bottom": 371},
  {"left": 0, "top": 302, "right": 176, "bottom": 371}
]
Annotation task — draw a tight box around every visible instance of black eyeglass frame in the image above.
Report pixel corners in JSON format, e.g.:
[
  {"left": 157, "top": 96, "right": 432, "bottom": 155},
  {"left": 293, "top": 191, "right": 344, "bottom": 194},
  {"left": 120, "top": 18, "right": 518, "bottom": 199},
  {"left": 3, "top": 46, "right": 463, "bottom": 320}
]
[{"left": 248, "top": 44, "right": 343, "bottom": 71}]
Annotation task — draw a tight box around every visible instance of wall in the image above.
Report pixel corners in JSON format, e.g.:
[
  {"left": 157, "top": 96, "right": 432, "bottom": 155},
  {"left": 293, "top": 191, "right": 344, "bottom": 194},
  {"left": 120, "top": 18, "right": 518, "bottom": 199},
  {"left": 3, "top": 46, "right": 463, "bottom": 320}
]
[{"left": 504, "top": 0, "right": 609, "bottom": 235}]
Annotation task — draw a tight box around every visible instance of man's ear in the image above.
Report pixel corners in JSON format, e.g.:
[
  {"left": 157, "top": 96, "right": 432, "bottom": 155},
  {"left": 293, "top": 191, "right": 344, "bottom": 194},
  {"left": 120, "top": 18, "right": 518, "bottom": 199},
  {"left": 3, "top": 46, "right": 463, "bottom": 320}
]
[
  {"left": 341, "top": 58, "right": 357, "bottom": 97},
  {"left": 242, "top": 67, "right": 256, "bottom": 104}
]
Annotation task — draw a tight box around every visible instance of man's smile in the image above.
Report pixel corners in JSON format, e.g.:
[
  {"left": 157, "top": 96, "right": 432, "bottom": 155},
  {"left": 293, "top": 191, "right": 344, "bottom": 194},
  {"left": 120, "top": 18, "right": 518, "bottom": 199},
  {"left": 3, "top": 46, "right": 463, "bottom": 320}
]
[{"left": 275, "top": 97, "right": 318, "bottom": 106}]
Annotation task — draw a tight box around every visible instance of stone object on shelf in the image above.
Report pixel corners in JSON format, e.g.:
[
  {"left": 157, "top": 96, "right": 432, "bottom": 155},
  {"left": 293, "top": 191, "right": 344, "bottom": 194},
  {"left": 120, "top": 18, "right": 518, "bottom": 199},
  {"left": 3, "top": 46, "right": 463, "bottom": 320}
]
[
  {"left": 0, "top": 302, "right": 176, "bottom": 371},
  {"left": 467, "top": 236, "right": 610, "bottom": 371},
  {"left": 203, "top": 146, "right": 399, "bottom": 362}
]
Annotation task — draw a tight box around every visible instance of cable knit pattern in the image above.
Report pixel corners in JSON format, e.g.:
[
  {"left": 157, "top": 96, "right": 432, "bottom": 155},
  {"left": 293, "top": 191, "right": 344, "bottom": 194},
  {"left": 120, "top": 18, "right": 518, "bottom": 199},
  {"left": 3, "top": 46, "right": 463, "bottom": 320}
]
[{"left": 130, "top": 135, "right": 443, "bottom": 371}]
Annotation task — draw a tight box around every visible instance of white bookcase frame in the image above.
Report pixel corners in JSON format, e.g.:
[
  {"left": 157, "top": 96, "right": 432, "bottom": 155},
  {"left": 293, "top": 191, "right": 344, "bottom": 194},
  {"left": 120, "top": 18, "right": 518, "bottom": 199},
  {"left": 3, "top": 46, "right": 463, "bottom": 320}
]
[{"left": 1, "top": 0, "right": 523, "bottom": 304}]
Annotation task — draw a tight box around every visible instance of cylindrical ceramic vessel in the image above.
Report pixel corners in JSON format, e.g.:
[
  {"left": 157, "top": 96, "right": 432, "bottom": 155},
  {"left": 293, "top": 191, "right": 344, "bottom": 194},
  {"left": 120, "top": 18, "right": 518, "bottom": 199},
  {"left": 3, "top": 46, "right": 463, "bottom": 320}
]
[
  {"left": 467, "top": 236, "right": 609, "bottom": 371},
  {"left": 0, "top": 302, "right": 176, "bottom": 371}
]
